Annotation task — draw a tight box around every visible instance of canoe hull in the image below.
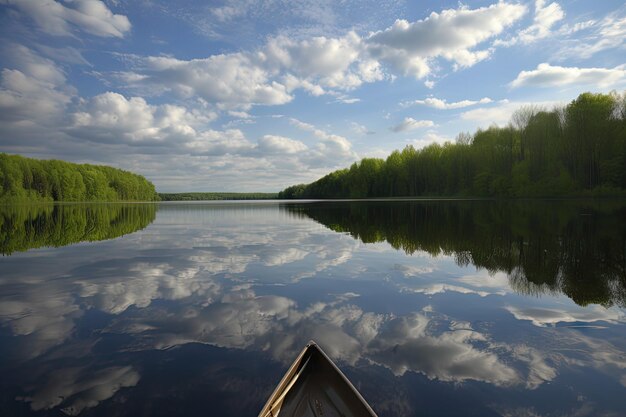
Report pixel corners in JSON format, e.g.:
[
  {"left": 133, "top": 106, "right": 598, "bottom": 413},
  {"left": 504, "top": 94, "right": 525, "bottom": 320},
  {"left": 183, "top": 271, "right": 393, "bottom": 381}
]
[{"left": 258, "top": 341, "right": 377, "bottom": 417}]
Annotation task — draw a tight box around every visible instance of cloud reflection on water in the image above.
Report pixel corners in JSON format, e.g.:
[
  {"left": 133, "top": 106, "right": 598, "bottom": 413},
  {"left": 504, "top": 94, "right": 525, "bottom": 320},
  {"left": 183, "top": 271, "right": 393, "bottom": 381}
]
[
  {"left": 1, "top": 202, "right": 626, "bottom": 415},
  {"left": 18, "top": 366, "right": 140, "bottom": 416}
]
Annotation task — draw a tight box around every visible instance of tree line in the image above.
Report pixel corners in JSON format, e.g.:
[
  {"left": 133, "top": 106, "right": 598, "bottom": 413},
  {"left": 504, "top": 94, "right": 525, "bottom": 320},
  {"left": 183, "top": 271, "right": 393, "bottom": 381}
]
[
  {"left": 285, "top": 200, "right": 626, "bottom": 307},
  {"left": 0, "top": 154, "right": 159, "bottom": 203},
  {"left": 279, "top": 91, "right": 626, "bottom": 198}
]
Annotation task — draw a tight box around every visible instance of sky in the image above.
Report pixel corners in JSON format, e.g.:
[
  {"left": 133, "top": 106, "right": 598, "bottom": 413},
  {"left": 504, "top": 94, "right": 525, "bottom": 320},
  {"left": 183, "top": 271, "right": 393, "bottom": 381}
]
[{"left": 0, "top": 0, "right": 625, "bottom": 192}]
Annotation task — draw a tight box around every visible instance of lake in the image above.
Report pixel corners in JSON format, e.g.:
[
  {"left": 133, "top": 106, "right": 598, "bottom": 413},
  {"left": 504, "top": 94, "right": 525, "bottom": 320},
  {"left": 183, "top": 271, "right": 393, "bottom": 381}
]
[{"left": 1, "top": 200, "right": 625, "bottom": 416}]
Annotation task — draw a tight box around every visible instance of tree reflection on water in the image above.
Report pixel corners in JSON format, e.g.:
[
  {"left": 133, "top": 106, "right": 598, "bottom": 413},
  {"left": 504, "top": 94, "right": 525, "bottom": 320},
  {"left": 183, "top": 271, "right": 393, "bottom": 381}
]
[{"left": 286, "top": 200, "right": 626, "bottom": 307}]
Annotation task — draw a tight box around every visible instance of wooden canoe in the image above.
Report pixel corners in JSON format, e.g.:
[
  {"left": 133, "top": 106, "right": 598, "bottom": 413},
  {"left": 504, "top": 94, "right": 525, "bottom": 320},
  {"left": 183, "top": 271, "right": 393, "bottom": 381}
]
[{"left": 258, "top": 341, "right": 377, "bottom": 417}]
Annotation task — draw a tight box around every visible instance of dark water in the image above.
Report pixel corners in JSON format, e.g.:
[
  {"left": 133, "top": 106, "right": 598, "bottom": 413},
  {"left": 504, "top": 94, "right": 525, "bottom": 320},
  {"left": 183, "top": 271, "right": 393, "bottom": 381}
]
[{"left": 1, "top": 200, "right": 626, "bottom": 416}]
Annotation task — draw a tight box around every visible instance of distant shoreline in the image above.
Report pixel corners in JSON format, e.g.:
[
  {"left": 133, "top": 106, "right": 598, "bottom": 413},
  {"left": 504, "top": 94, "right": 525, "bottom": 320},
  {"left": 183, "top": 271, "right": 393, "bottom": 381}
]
[
  {"left": 4, "top": 195, "right": 626, "bottom": 205},
  {"left": 158, "top": 192, "right": 278, "bottom": 201}
]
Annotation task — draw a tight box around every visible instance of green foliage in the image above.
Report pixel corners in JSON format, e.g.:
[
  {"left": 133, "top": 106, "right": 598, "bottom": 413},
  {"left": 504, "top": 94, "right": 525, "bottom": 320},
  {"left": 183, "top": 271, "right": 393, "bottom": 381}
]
[
  {"left": 0, "top": 154, "right": 159, "bottom": 203},
  {"left": 287, "top": 200, "right": 626, "bottom": 307},
  {"left": 280, "top": 91, "right": 626, "bottom": 198},
  {"left": 0, "top": 203, "right": 157, "bottom": 255},
  {"left": 159, "top": 192, "right": 278, "bottom": 201}
]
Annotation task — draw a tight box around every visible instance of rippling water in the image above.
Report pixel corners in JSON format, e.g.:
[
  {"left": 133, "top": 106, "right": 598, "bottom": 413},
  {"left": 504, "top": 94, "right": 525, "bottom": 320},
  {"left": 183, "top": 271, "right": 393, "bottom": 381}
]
[{"left": 1, "top": 200, "right": 625, "bottom": 416}]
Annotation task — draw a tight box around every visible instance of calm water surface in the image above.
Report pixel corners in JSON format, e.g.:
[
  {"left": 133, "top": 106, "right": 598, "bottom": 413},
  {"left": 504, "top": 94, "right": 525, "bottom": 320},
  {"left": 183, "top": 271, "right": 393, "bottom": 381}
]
[{"left": 1, "top": 200, "right": 625, "bottom": 416}]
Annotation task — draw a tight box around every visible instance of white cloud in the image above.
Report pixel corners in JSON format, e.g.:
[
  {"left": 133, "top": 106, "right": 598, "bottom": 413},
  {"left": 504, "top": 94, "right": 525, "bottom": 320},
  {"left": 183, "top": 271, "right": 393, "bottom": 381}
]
[
  {"left": 257, "top": 135, "right": 308, "bottom": 154},
  {"left": 70, "top": 92, "right": 210, "bottom": 145},
  {"left": 117, "top": 31, "right": 386, "bottom": 110},
  {"left": 228, "top": 110, "right": 252, "bottom": 119},
  {"left": 106, "top": 3, "right": 528, "bottom": 111},
  {"left": 35, "top": 45, "right": 91, "bottom": 66},
  {"left": 1, "top": 0, "right": 131, "bottom": 38},
  {"left": 60, "top": 92, "right": 358, "bottom": 189},
  {"left": 495, "top": 0, "right": 564, "bottom": 46},
  {"left": 409, "top": 131, "right": 453, "bottom": 149},
  {"left": 557, "top": 10, "right": 626, "bottom": 59},
  {"left": 366, "top": 2, "right": 527, "bottom": 77},
  {"left": 289, "top": 117, "right": 357, "bottom": 160},
  {"left": 131, "top": 53, "right": 293, "bottom": 108},
  {"left": 461, "top": 99, "right": 560, "bottom": 126},
  {"left": 350, "top": 122, "right": 373, "bottom": 135},
  {"left": 336, "top": 97, "right": 360, "bottom": 104},
  {"left": 70, "top": 93, "right": 321, "bottom": 162},
  {"left": 510, "top": 63, "right": 626, "bottom": 88},
  {"left": 404, "top": 96, "right": 493, "bottom": 109},
  {"left": 391, "top": 117, "right": 434, "bottom": 132},
  {"left": 0, "top": 45, "right": 74, "bottom": 129},
  {"left": 265, "top": 32, "right": 383, "bottom": 90},
  {"left": 184, "top": 129, "right": 255, "bottom": 156}
]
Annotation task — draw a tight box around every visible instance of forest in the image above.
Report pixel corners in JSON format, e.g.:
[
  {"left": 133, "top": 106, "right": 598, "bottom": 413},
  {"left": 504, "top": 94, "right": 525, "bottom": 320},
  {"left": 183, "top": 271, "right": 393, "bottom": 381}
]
[
  {"left": 0, "top": 154, "right": 159, "bottom": 202},
  {"left": 285, "top": 200, "right": 626, "bottom": 307},
  {"left": 279, "top": 91, "right": 626, "bottom": 199}
]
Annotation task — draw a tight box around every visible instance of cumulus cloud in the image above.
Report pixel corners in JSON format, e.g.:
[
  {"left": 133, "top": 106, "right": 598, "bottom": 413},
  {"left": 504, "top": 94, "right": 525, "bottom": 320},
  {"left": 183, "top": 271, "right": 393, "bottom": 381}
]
[
  {"left": 289, "top": 117, "right": 357, "bottom": 161},
  {"left": 1, "top": 0, "right": 131, "bottom": 38},
  {"left": 228, "top": 110, "right": 253, "bottom": 119},
  {"left": 70, "top": 92, "right": 307, "bottom": 163},
  {"left": 391, "top": 117, "right": 434, "bottom": 132},
  {"left": 114, "top": 32, "right": 383, "bottom": 110},
  {"left": 403, "top": 97, "right": 493, "bottom": 109},
  {"left": 366, "top": 2, "right": 526, "bottom": 77},
  {"left": 126, "top": 53, "right": 293, "bottom": 108},
  {"left": 266, "top": 32, "right": 383, "bottom": 90},
  {"left": 257, "top": 135, "right": 308, "bottom": 154},
  {"left": 107, "top": 3, "right": 527, "bottom": 111},
  {"left": 70, "top": 92, "right": 205, "bottom": 145},
  {"left": 510, "top": 63, "right": 626, "bottom": 89},
  {"left": 0, "top": 44, "right": 73, "bottom": 125},
  {"left": 187, "top": 129, "right": 258, "bottom": 156}
]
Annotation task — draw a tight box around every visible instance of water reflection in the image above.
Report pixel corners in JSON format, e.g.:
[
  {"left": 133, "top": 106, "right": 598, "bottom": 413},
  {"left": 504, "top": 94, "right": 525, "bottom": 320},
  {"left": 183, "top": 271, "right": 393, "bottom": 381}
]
[
  {"left": 1, "top": 201, "right": 625, "bottom": 416},
  {"left": 285, "top": 200, "right": 626, "bottom": 307},
  {"left": 0, "top": 203, "right": 157, "bottom": 255}
]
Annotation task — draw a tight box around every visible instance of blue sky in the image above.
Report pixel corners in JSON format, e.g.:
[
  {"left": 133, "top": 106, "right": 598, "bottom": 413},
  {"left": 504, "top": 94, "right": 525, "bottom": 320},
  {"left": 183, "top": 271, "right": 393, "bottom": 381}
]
[{"left": 1, "top": 0, "right": 625, "bottom": 192}]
